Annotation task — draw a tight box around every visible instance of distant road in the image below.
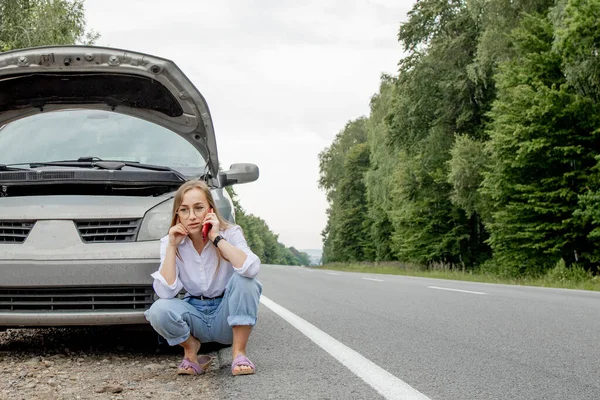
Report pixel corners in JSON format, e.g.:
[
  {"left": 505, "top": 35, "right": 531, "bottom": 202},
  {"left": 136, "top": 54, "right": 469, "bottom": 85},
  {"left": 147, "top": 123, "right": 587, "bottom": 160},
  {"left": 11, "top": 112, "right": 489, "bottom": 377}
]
[{"left": 218, "top": 265, "right": 600, "bottom": 400}]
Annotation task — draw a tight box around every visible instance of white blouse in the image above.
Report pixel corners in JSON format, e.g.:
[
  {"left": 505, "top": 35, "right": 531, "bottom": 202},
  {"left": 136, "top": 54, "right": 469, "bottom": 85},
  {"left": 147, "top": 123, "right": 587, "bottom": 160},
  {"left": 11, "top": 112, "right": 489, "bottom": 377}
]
[{"left": 150, "top": 224, "right": 260, "bottom": 299}]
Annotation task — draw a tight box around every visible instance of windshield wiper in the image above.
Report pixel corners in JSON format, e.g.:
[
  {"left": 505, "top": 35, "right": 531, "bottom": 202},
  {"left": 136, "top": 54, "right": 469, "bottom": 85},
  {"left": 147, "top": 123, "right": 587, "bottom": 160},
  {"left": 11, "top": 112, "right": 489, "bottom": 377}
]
[
  {"left": 5, "top": 158, "right": 187, "bottom": 180},
  {"left": 0, "top": 164, "right": 30, "bottom": 171}
]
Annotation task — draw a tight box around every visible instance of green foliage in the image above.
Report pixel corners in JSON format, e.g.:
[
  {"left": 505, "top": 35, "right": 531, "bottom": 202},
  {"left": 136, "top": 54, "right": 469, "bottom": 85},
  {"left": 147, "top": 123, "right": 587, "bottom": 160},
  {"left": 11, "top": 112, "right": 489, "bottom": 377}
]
[
  {"left": 329, "top": 143, "right": 373, "bottom": 262},
  {"left": 467, "top": 0, "right": 555, "bottom": 104},
  {"left": 384, "top": 0, "right": 492, "bottom": 268},
  {"left": 554, "top": 0, "right": 600, "bottom": 101},
  {"left": 0, "top": 0, "right": 99, "bottom": 52},
  {"left": 388, "top": 128, "right": 474, "bottom": 266},
  {"left": 365, "top": 75, "right": 397, "bottom": 261},
  {"left": 545, "top": 259, "right": 591, "bottom": 283},
  {"left": 447, "top": 135, "right": 489, "bottom": 218},
  {"left": 318, "top": 118, "right": 368, "bottom": 203},
  {"left": 398, "top": 0, "right": 468, "bottom": 54},
  {"left": 226, "top": 187, "right": 309, "bottom": 266},
  {"left": 573, "top": 156, "right": 600, "bottom": 270},
  {"left": 287, "top": 247, "right": 311, "bottom": 266},
  {"left": 395, "top": 0, "right": 485, "bottom": 141},
  {"left": 482, "top": 11, "right": 600, "bottom": 275},
  {"left": 318, "top": 0, "right": 600, "bottom": 280},
  {"left": 317, "top": 261, "right": 600, "bottom": 291},
  {"left": 319, "top": 119, "right": 373, "bottom": 263}
]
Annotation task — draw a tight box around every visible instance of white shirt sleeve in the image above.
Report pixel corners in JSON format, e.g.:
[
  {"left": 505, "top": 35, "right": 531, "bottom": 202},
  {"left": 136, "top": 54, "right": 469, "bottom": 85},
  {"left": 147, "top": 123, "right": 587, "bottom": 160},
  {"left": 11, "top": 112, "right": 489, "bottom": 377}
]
[
  {"left": 225, "top": 225, "right": 261, "bottom": 278},
  {"left": 150, "top": 237, "right": 183, "bottom": 299}
]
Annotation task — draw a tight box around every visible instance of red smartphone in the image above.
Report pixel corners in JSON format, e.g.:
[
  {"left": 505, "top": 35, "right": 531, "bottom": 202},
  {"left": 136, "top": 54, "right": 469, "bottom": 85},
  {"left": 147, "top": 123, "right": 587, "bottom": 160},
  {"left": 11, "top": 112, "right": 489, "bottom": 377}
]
[{"left": 202, "top": 208, "right": 213, "bottom": 241}]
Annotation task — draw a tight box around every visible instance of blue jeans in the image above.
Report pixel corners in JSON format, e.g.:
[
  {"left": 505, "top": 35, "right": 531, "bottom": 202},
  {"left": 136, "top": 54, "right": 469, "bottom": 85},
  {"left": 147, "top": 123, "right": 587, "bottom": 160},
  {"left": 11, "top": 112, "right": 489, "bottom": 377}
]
[{"left": 144, "top": 273, "right": 263, "bottom": 346}]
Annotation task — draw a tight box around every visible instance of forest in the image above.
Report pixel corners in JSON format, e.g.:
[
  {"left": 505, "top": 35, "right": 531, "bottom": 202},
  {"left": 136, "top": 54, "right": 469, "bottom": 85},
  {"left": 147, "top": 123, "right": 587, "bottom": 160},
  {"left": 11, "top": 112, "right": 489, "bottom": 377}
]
[{"left": 319, "top": 0, "right": 600, "bottom": 279}]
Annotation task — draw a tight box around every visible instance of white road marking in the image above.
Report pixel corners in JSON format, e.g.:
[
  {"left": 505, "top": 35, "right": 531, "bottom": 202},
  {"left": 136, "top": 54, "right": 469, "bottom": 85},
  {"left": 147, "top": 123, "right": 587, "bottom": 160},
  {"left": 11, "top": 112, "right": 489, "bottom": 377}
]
[
  {"left": 427, "top": 286, "right": 487, "bottom": 295},
  {"left": 260, "top": 296, "right": 431, "bottom": 400},
  {"left": 327, "top": 272, "right": 341, "bottom": 276},
  {"left": 363, "top": 278, "right": 384, "bottom": 282}
]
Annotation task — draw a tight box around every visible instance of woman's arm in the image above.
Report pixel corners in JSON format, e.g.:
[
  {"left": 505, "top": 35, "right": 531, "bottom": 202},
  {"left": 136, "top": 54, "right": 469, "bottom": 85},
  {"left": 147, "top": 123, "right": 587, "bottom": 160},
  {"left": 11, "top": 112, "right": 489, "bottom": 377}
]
[
  {"left": 204, "top": 210, "right": 260, "bottom": 277},
  {"left": 210, "top": 231, "right": 247, "bottom": 269},
  {"left": 159, "top": 244, "right": 178, "bottom": 285},
  {"left": 150, "top": 237, "right": 184, "bottom": 298},
  {"left": 212, "top": 225, "right": 260, "bottom": 278}
]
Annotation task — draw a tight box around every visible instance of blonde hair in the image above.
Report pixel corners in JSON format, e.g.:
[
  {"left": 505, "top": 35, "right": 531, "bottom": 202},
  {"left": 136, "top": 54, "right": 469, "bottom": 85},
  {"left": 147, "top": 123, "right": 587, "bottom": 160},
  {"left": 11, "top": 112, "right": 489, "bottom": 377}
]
[{"left": 170, "top": 180, "right": 230, "bottom": 273}]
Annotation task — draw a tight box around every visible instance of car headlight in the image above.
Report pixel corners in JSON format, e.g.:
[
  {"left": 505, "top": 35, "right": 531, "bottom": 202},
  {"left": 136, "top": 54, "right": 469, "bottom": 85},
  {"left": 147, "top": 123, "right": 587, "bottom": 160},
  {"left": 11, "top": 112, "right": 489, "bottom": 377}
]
[{"left": 138, "top": 200, "right": 174, "bottom": 241}]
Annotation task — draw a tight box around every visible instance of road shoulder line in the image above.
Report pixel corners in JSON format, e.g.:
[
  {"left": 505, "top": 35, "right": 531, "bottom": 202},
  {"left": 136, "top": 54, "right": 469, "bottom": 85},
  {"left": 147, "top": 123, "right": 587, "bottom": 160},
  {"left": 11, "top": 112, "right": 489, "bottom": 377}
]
[
  {"left": 427, "top": 286, "right": 487, "bottom": 295},
  {"left": 260, "top": 295, "right": 431, "bottom": 400}
]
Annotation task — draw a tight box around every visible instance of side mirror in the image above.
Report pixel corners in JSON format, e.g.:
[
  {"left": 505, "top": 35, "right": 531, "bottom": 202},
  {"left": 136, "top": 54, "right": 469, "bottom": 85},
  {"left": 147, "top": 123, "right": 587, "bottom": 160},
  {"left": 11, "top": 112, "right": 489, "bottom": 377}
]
[{"left": 219, "top": 163, "right": 259, "bottom": 187}]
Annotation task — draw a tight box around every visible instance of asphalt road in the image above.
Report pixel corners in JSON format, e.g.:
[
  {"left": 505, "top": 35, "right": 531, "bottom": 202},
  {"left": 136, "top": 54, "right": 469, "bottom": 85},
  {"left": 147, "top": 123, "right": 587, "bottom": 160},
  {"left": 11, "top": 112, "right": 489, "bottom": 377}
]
[{"left": 217, "top": 264, "right": 600, "bottom": 400}]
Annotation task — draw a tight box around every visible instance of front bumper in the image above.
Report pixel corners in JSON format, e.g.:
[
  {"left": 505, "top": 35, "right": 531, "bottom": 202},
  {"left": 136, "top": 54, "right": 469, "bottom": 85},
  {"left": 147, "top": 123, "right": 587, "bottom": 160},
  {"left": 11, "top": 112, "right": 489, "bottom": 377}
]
[
  {"left": 0, "top": 259, "right": 157, "bottom": 286},
  {"left": 0, "top": 311, "right": 148, "bottom": 327},
  {"left": 0, "top": 258, "right": 158, "bottom": 327}
]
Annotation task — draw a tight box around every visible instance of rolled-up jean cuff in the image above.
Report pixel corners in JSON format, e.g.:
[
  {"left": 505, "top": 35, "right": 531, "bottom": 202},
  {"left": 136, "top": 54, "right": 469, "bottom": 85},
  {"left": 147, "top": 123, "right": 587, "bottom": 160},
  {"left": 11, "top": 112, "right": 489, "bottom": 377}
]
[
  {"left": 228, "top": 315, "right": 256, "bottom": 326},
  {"left": 166, "top": 332, "right": 190, "bottom": 346}
]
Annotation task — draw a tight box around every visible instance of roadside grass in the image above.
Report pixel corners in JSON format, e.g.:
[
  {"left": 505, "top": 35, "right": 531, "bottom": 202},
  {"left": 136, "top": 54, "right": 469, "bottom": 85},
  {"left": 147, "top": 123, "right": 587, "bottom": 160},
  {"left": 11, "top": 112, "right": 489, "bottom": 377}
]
[{"left": 313, "top": 262, "right": 600, "bottom": 291}]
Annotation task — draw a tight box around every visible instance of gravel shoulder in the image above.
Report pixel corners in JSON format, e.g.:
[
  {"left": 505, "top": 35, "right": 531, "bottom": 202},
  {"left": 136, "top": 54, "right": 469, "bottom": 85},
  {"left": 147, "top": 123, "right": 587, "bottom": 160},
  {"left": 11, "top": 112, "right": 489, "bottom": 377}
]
[{"left": 0, "top": 326, "right": 227, "bottom": 400}]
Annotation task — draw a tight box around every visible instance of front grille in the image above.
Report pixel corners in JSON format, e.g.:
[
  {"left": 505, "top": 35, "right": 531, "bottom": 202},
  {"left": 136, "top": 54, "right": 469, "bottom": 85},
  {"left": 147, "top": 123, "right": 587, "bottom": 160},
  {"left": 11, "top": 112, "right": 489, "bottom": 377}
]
[
  {"left": 0, "top": 221, "right": 35, "bottom": 243},
  {"left": 75, "top": 219, "right": 141, "bottom": 243},
  {"left": 0, "top": 286, "right": 154, "bottom": 312}
]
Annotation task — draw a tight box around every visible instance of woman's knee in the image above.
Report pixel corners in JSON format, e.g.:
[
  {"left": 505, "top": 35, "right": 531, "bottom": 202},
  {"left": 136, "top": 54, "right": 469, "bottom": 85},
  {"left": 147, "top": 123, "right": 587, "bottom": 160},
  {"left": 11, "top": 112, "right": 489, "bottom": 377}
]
[
  {"left": 144, "top": 298, "right": 177, "bottom": 325},
  {"left": 227, "top": 274, "right": 262, "bottom": 296}
]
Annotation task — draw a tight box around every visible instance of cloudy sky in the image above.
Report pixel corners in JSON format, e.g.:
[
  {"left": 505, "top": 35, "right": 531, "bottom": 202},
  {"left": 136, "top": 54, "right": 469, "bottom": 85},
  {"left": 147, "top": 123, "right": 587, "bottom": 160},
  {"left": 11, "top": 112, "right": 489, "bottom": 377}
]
[{"left": 85, "top": 0, "right": 415, "bottom": 250}]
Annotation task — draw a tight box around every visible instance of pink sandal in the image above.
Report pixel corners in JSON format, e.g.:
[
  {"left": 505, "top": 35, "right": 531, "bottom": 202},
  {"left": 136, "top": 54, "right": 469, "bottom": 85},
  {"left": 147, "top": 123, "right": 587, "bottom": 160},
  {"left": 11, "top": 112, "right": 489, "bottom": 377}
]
[
  {"left": 231, "top": 354, "right": 255, "bottom": 376},
  {"left": 177, "top": 355, "right": 212, "bottom": 376}
]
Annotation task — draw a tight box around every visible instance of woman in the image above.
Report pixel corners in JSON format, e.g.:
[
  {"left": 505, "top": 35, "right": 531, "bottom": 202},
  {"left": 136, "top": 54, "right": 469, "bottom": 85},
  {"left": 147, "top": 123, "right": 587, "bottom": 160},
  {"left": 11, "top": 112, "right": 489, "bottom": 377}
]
[{"left": 144, "top": 180, "right": 262, "bottom": 376}]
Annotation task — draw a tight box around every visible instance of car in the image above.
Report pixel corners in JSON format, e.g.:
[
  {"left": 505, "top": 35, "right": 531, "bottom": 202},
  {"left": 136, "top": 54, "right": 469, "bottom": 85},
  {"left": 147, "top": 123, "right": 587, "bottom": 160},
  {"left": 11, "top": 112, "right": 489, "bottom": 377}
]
[{"left": 0, "top": 45, "right": 259, "bottom": 329}]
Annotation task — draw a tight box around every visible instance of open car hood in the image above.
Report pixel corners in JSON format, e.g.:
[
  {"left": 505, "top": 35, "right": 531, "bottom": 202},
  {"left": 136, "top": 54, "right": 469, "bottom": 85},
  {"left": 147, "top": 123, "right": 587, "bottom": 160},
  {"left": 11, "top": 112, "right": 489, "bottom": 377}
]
[{"left": 0, "top": 45, "right": 219, "bottom": 178}]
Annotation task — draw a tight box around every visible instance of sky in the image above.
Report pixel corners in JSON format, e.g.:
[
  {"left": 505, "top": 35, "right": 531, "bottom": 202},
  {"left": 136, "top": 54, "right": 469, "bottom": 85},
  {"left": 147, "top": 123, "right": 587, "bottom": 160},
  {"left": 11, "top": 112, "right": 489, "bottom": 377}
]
[{"left": 84, "top": 0, "right": 415, "bottom": 250}]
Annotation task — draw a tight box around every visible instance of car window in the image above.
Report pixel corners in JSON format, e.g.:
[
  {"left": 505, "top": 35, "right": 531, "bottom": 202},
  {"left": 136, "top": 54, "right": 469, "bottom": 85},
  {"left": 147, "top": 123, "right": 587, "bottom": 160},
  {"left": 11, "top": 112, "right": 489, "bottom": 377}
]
[{"left": 0, "top": 109, "right": 206, "bottom": 172}]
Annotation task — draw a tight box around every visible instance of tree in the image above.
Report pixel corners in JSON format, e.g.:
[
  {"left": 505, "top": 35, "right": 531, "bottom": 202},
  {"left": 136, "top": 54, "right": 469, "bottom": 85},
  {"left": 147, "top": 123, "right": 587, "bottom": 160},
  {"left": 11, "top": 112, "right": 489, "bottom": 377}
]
[
  {"left": 318, "top": 118, "right": 368, "bottom": 203},
  {"left": 574, "top": 156, "right": 600, "bottom": 270},
  {"left": 383, "top": 0, "right": 486, "bottom": 267},
  {"left": 330, "top": 143, "right": 373, "bottom": 262},
  {"left": 556, "top": 0, "right": 600, "bottom": 272},
  {"left": 448, "top": 135, "right": 489, "bottom": 218},
  {"left": 319, "top": 119, "right": 372, "bottom": 263},
  {"left": 554, "top": 0, "right": 600, "bottom": 102},
  {"left": 482, "top": 11, "right": 600, "bottom": 275},
  {"left": 319, "top": 0, "right": 600, "bottom": 278},
  {"left": 0, "top": 0, "right": 99, "bottom": 52},
  {"left": 364, "top": 75, "right": 397, "bottom": 261}
]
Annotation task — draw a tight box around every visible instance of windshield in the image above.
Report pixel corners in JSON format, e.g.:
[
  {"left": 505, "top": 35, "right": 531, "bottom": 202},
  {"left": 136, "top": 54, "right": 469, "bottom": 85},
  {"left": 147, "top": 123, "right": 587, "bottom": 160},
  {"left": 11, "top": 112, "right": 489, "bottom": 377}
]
[{"left": 0, "top": 110, "right": 206, "bottom": 174}]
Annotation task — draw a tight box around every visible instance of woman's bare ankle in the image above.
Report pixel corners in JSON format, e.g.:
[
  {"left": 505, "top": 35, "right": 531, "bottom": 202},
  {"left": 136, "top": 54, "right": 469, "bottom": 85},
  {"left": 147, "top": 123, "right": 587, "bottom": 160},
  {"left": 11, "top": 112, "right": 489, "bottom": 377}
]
[
  {"left": 180, "top": 335, "right": 201, "bottom": 362},
  {"left": 232, "top": 348, "right": 246, "bottom": 359}
]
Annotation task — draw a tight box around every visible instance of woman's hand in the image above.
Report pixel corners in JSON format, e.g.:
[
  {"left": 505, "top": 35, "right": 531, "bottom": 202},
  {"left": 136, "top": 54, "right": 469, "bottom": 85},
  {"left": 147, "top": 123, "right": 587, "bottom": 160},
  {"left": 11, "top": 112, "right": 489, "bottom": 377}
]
[
  {"left": 203, "top": 209, "right": 220, "bottom": 241},
  {"left": 168, "top": 223, "right": 189, "bottom": 247}
]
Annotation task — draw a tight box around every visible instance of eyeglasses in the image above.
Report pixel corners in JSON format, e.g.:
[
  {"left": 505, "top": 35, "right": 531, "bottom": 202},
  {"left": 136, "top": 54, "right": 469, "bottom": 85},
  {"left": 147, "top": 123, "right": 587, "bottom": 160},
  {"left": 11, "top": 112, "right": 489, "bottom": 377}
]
[{"left": 177, "top": 205, "right": 205, "bottom": 219}]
